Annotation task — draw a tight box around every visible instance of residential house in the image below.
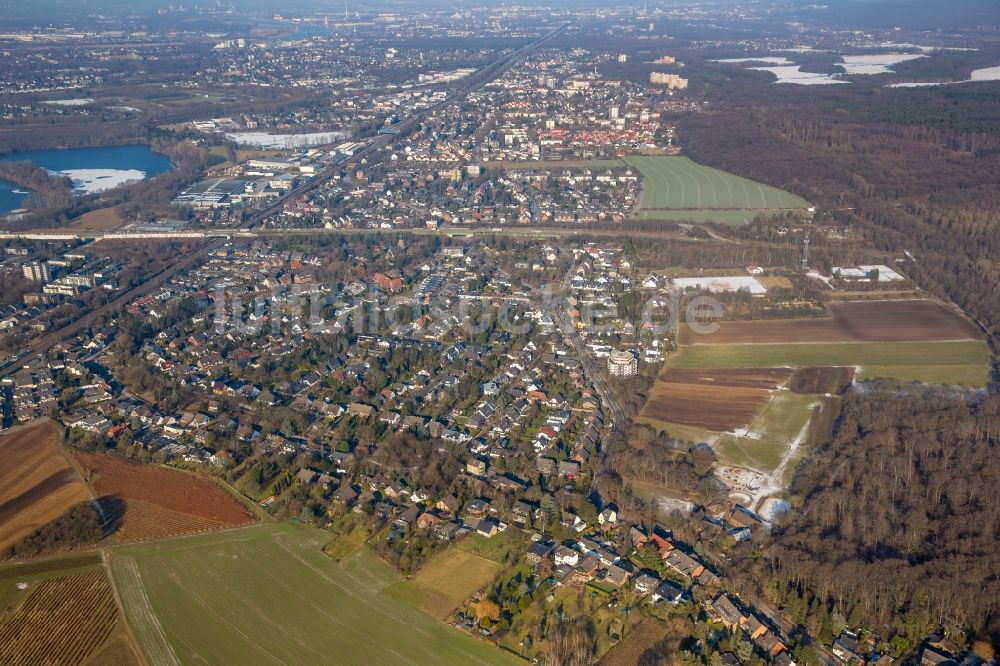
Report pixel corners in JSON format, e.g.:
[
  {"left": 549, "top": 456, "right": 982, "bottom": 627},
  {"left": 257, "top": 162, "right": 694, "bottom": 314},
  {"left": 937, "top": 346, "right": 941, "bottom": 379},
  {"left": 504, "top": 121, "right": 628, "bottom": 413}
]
[
  {"left": 526, "top": 540, "right": 555, "bottom": 565},
  {"left": 554, "top": 546, "right": 580, "bottom": 567},
  {"left": 653, "top": 581, "right": 685, "bottom": 605}
]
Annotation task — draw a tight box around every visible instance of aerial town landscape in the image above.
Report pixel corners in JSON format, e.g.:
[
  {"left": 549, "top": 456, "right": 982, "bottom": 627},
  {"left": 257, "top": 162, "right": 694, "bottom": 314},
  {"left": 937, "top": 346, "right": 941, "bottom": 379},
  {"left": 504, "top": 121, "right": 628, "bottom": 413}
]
[{"left": 0, "top": 0, "right": 999, "bottom": 664}]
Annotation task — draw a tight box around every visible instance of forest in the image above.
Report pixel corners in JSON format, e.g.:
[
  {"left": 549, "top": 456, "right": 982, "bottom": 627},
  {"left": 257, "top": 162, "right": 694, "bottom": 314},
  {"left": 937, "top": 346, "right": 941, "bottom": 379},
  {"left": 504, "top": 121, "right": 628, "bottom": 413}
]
[
  {"left": 749, "top": 385, "right": 1000, "bottom": 652},
  {"left": 0, "top": 161, "right": 74, "bottom": 211},
  {"left": 676, "top": 82, "right": 1000, "bottom": 377}
]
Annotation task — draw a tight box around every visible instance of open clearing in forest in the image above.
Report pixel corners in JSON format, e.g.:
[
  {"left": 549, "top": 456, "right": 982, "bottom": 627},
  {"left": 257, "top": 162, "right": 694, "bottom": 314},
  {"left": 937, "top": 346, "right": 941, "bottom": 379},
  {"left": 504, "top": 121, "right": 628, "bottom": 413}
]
[
  {"left": 0, "top": 420, "right": 91, "bottom": 551},
  {"left": 623, "top": 155, "right": 811, "bottom": 224},
  {"left": 388, "top": 548, "right": 502, "bottom": 619},
  {"left": 678, "top": 300, "right": 982, "bottom": 345},
  {"left": 71, "top": 452, "right": 255, "bottom": 543},
  {"left": 112, "top": 523, "right": 520, "bottom": 666}
]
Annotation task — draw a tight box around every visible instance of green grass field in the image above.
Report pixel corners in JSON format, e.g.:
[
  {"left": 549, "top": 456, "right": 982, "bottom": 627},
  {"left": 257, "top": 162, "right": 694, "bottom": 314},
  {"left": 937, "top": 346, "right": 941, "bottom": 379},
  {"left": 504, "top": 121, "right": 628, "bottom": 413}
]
[
  {"left": 455, "top": 528, "right": 525, "bottom": 564},
  {"left": 665, "top": 340, "right": 990, "bottom": 387},
  {"left": 623, "top": 156, "right": 811, "bottom": 224},
  {"left": 111, "top": 523, "right": 521, "bottom": 666},
  {"left": 387, "top": 548, "right": 502, "bottom": 619},
  {"left": 633, "top": 418, "right": 720, "bottom": 444},
  {"left": 716, "top": 392, "right": 819, "bottom": 472}
]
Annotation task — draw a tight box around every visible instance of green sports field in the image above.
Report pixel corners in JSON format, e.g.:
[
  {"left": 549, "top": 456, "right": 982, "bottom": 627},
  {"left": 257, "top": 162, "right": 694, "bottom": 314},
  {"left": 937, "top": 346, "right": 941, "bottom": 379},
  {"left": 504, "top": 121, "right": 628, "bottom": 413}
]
[
  {"left": 111, "top": 523, "right": 521, "bottom": 666},
  {"left": 623, "top": 155, "right": 811, "bottom": 224}
]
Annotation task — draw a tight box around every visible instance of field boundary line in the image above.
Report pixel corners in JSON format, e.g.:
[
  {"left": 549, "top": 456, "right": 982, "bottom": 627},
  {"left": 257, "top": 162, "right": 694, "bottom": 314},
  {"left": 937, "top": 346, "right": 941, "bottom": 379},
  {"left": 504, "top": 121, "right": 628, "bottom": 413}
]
[
  {"left": 110, "top": 555, "right": 179, "bottom": 666},
  {"left": 101, "top": 550, "right": 150, "bottom": 666}
]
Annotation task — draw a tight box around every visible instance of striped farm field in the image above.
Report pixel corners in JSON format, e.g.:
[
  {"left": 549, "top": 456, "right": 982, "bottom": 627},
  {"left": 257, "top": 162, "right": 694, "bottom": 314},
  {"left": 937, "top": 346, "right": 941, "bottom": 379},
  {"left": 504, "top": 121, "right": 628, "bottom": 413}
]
[
  {"left": 0, "top": 561, "right": 139, "bottom": 666},
  {"left": 664, "top": 339, "right": 990, "bottom": 387},
  {"left": 678, "top": 300, "right": 982, "bottom": 346},
  {"left": 0, "top": 420, "right": 91, "bottom": 552},
  {"left": 623, "top": 155, "right": 811, "bottom": 224},
  {"left": 113, "top": 523, "right": 521, "bottom": 666},
  {"left": 71, "top": 451, "right": 256, "bottom": 543}
]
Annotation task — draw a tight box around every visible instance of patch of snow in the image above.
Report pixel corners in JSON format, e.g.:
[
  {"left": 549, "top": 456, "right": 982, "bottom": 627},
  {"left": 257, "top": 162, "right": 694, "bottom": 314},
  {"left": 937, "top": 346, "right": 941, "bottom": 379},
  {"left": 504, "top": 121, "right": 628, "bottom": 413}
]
[
  {"left": 758, "top": 498, "right": 790, "bottom": 522},
  {"left": 55, "top": 168, "right": 146, "bottom": 194},
  {"left": 970, "top": 65, "right": 1000, "bottom": 81},
  {"left": 41, "top": 98, "right": 94, "bottom": 106},
  {"left": 839, "top": 53, "right": 925, "bottom": 75},
  {"left": 654, "top": 497, "right": 696, "bottom": 515},
  {"left": 888, "top": 64, "right": 1000, "bottom": 88},
  {"left": 749, "top": 66, "right": 848, "bottom": 85}
]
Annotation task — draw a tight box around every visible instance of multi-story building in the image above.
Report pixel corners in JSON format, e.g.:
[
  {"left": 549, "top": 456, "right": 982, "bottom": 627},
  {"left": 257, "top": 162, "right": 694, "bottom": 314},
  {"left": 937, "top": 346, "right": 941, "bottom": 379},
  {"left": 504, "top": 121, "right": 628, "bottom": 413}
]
[
  {"left": 22, "top": 261, "right": 55, "bottom": 284},
  {"left": 649, "top": 72, "right": 688, "bottom": 90},
  {"left": 607, "top": 350, "right": 637, "bottom": 377}
]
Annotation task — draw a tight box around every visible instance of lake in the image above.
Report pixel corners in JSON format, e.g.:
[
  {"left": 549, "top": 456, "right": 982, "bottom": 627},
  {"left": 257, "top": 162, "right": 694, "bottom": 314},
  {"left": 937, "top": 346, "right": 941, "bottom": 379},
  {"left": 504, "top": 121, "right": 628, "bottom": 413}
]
[
  {"left": 0, "top": 179, "right": 30, "bottom": 214},
  {"left": 0, "top": 144, "right": 173, "bottom": 214}
]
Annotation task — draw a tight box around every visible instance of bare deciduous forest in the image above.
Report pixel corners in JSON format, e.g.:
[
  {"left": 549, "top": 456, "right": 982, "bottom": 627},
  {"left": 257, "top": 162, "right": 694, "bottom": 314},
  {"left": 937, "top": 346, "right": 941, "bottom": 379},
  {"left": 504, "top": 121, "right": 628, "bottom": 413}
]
[{"left": 752, "top": 386, "right": 1000, "bottom": 649}]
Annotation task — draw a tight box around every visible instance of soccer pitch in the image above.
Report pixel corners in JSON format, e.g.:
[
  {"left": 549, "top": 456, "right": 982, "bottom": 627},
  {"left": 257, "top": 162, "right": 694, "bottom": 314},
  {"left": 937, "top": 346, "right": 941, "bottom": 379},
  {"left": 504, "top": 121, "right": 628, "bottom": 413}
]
[
  {"left": 623, "top": 155, "right": 811, "bottom": 223},
  {"left": 111, "top": 523, "right": 521, "bottom": 666}
]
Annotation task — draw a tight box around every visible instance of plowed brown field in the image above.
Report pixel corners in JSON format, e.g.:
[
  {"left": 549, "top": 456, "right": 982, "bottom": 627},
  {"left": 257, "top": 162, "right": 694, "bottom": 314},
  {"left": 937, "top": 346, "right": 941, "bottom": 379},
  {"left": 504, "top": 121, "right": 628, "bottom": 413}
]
[
  {"left": 0, "top": 421, "right": 90, "bottom": 551},
  {"left": 788, "top": 367, "right": 856, "bottom": 394},
  {"left": 639, "top": 368, "right": 792, "bottom": 432},
  {"left": 71, "top": 452, "right": 255, "bottom": 543},
  {"left": 679, "top": 300, "right": 981, "bottom": 345}
]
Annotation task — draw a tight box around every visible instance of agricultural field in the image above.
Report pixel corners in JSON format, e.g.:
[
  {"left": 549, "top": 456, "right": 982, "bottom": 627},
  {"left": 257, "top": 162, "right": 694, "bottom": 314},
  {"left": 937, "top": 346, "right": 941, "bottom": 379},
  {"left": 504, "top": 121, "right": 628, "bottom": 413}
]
[
  {"left": 388, "top": 548, "right": 502, "bottom": 619},
  {"left": 68, "top": 206, "right": 123, "bottom": 231},
  {"left": 112, "top": 523, "right": 521, "bottom": 666},
  {"left": 0, "top": 421, "right": 91, "bottom": 551},
  {"left": 71, "top": 452, "right": 256, "bottom": 543},
  {"left": 637, "top": 368, "right": 792, "bottom": 432},
  {"left": 679, "top": 300, "right": 982, "bottom": 345},
  {"left": 788, "top": 366, "right": 856, "bottom": 394},
  {"left": 623, "top": 155, "right": 811, "bottom": 224},
  {"left": 716, "top": 392, "right": 822, "bottom": 472},
  {"left": 0, "top": 557, "right": 139, "bottom": 666},
  {"left": 639, "top": 297, "right": 992, "bottom": 510},
  {"left": 665, "top": 340, "right": 990, "bottom": 387}
]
